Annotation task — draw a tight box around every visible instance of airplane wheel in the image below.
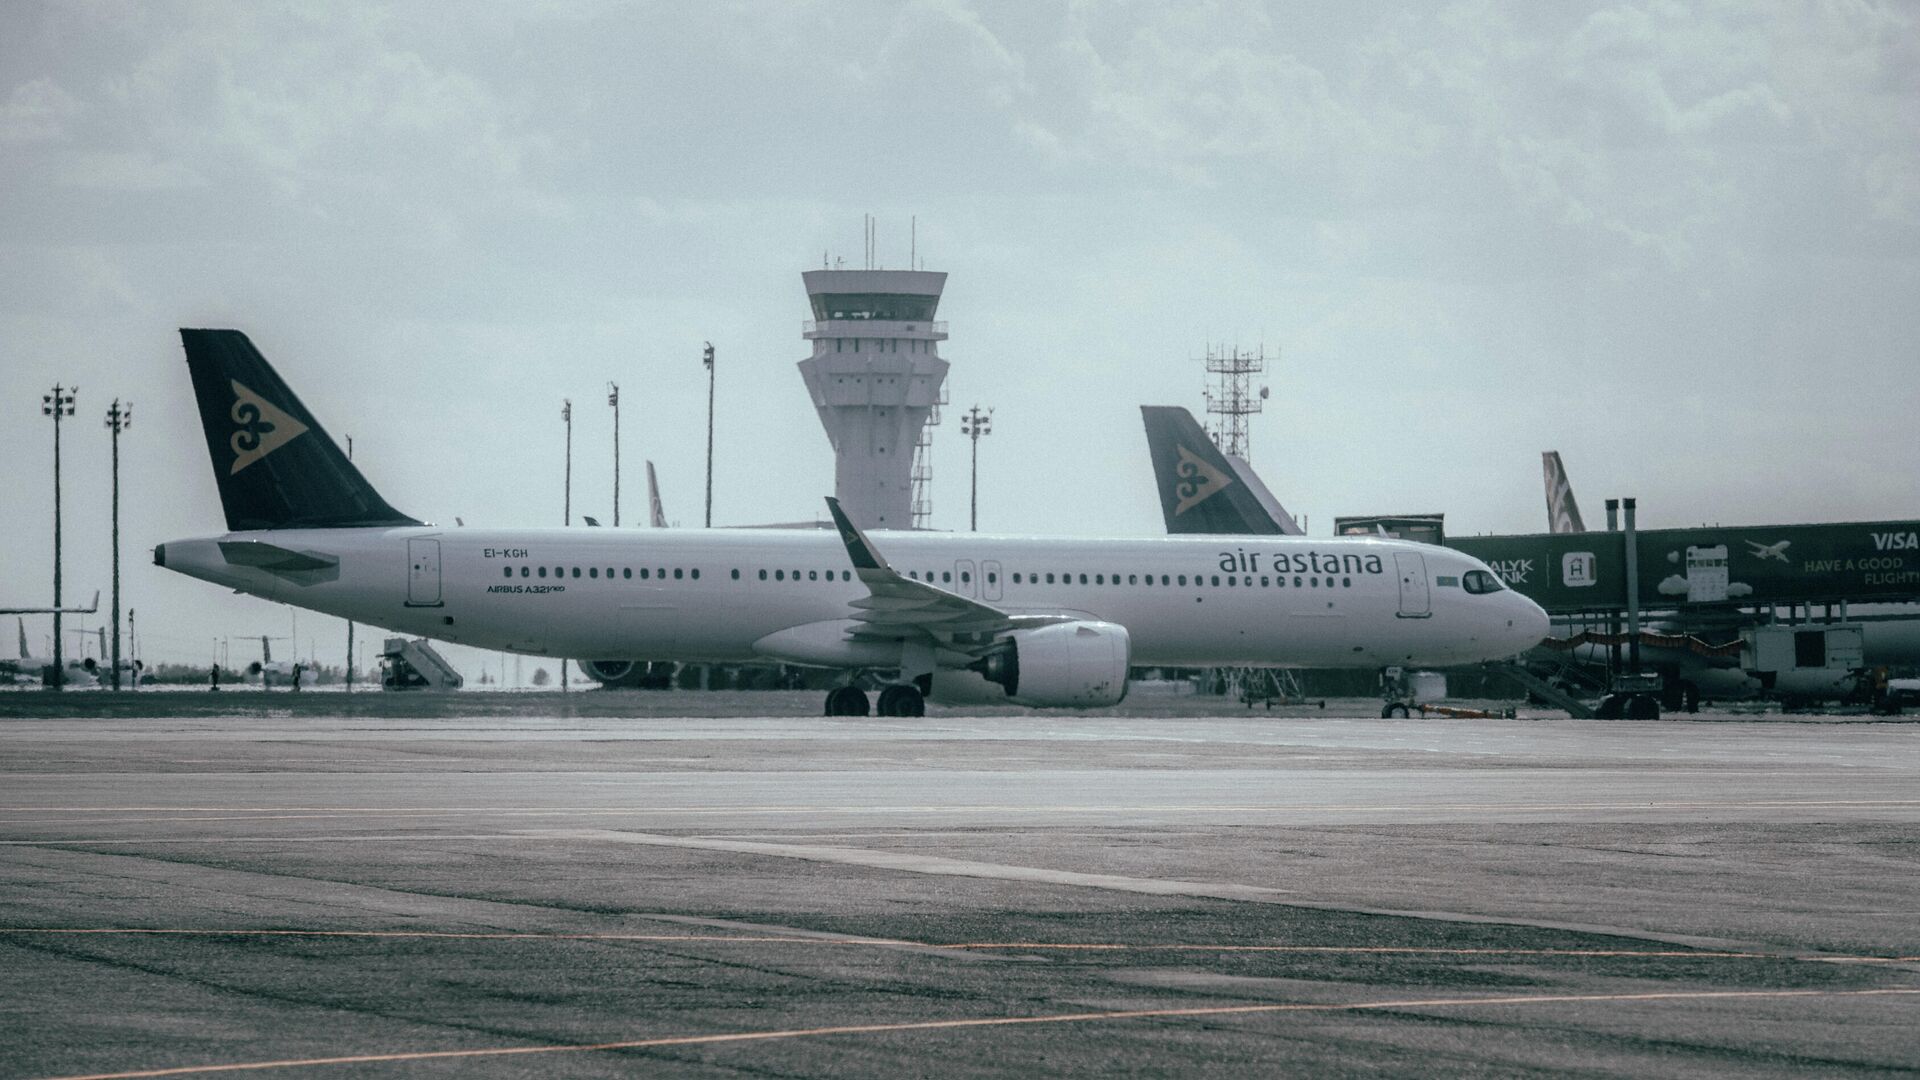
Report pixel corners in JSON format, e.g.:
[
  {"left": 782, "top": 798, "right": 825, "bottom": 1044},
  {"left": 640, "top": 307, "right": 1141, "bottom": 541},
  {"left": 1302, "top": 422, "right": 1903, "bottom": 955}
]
[
  {"left": 1626, "top": 695, "right": 1661, "bottom": 721},
  {"left": 825, "top": 686, "right": 869, "bottom": 717},
  {"left": 877, "top": 684, "right": 925, "bottom": 718}
]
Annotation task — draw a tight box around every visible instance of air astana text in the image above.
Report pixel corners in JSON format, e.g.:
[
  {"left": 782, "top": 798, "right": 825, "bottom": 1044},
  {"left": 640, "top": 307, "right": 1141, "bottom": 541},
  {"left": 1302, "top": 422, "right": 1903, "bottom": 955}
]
[{"left": 1218, "top": 549, "right": 1385, "bottom": 575}]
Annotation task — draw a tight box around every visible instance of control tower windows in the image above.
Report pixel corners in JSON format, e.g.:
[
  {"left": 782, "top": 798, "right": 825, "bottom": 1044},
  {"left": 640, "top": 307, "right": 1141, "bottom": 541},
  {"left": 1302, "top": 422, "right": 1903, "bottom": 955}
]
[{"left": 809, "top": 294, "right": 939, "bottom": 322}]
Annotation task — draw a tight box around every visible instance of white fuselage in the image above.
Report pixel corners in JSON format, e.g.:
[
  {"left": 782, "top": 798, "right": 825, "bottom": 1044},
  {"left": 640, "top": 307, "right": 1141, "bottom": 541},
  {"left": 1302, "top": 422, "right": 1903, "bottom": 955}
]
[{"left": 158, "top": 527, "right": 1548, "bottom": 670}]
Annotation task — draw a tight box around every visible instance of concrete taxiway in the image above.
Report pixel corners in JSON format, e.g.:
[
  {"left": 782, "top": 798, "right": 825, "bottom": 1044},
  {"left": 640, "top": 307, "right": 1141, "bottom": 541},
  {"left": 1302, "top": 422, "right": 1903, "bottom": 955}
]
[{"left": 2, "top": 705, "right": 1916, "bottom": 1077}]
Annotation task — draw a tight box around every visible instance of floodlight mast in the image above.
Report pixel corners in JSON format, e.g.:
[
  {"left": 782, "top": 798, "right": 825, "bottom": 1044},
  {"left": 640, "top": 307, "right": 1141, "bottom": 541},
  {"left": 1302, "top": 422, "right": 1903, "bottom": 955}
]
[
  {"left": 703, "top": 342, "right": 715, "bottom": 528},
  {"left": 607, "top": 383, "right": 621, "bottom": 527},
  {"left": 960, "top": 404, "right": 992, "bottom": 532},
  {"left": 41, "top": 384, "right": 75, "bottom": 689},
  {"left": 105, "top": 399, "right": 131, "bottom": 690}
]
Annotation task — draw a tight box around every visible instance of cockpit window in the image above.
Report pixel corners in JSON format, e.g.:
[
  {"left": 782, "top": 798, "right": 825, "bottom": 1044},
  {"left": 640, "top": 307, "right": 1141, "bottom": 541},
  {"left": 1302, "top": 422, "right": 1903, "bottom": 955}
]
[{"left": 1462, "top": 569, "right": 1505, "bottom": 594}]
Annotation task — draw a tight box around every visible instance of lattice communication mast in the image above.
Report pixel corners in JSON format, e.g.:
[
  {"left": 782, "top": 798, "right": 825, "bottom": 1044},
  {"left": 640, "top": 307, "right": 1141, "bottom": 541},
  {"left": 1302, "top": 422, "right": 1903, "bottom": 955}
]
[{"left": 1200, "top": 344, "right": 1271, "bottom": 458}]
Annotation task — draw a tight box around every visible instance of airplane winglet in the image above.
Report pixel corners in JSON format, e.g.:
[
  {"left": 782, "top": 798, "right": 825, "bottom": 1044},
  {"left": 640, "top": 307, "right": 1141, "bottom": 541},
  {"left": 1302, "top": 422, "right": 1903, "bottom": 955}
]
[{"left": 824, "top": 497, "right": 886, "bottom": 571}]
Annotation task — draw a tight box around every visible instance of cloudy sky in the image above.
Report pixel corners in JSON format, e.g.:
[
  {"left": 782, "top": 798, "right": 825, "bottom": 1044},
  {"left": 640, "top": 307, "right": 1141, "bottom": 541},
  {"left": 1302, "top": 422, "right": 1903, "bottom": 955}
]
[{"left": 2, "top": 1, "right": 1916, "bottom": 672}]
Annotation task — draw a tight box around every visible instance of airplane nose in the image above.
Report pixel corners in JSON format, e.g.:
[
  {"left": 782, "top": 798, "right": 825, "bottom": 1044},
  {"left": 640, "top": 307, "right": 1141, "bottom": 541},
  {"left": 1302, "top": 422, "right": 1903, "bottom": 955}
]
[{"left": 1512, "top": 595, "right": 1550, "bottom": 652}]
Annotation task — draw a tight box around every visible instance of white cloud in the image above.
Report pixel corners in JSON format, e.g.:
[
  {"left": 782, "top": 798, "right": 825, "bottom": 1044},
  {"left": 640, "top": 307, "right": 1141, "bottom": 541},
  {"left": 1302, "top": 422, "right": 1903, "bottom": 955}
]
[{"left": 0, "top": 78, "right": 83, "bottom": 143}]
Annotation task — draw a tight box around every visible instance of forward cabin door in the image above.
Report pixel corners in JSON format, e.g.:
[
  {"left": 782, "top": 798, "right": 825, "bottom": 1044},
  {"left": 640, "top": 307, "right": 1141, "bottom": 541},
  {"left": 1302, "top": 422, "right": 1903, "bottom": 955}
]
[
  {"left": 954, "top": 559, "right": 977, "bottom": 598},
  {"left": 406, "top": 539, "right": 442, "bottom": 607},
  {"left": 1394, "top": 551, "right": 1430, "bottom": 618}
]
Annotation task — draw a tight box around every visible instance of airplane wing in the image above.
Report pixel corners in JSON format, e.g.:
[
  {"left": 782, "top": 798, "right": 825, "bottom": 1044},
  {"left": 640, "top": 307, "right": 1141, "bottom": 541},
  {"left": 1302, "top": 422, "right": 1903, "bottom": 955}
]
[
  {"left": 0, "top": 590, "right": 100, "bottom": 615},
  {"left": 824, "top": 497, "right": 1065, "bottom": 651}
]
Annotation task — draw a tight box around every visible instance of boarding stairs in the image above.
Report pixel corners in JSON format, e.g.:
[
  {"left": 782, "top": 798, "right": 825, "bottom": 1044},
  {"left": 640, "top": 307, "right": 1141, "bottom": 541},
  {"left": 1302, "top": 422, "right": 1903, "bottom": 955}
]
[
  {"left": 1486, "top": 661, "right": 1593, "bottom": 719},
  {"left": 380, "top": 638, "right": 464, "bottom": 691}
]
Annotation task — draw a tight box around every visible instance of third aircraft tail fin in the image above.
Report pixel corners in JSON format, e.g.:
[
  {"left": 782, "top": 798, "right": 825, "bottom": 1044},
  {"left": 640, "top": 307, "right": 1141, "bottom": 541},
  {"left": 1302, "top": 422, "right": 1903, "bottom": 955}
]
[{"left": 1543, "top": 451, "right": 1586, "bottom": 534}]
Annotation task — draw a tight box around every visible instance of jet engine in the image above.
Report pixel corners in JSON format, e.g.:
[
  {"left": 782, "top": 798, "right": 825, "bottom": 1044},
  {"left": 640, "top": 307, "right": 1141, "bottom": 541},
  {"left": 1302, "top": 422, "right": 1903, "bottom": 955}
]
[
  {"left": 581, "top": 659, "right": 676, "bottom": 689},
  {"left": 968, "top": 620, "right": 1131, "bottom": 708}
]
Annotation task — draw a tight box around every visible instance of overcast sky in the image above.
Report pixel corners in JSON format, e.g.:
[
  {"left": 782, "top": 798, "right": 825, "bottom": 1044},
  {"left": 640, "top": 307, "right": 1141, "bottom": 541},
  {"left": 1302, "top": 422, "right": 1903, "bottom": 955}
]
[{"left": 3, "top": 1, "right": 1916, "bottom": 672}]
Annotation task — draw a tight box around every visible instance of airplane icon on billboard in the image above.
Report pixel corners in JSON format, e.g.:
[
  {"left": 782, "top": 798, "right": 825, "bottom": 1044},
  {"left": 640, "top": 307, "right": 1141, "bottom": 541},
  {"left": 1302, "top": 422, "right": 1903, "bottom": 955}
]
[{"left": 1745, "top": 539, "right": 1792, "bottom": 563}]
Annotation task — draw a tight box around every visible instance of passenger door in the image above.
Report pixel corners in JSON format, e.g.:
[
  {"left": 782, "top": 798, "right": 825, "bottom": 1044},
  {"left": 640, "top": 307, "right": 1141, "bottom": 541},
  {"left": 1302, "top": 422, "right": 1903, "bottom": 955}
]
[
  {"left": 981, "top": 560, "right": 1004, "bottom": 602},
  {"left": 1394, "top": 551, "right": 1430, "bottom": 618},
  {"left": 406, "top": 538, "right": 442, "bottom": 607},
  {"left": 953, "top": 559, "right": 977, "bottom": 599}
]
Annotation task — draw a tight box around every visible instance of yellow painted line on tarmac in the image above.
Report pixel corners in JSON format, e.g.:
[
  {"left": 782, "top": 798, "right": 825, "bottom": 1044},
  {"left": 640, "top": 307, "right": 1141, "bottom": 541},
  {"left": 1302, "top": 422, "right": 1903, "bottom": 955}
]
[
  {"left": 4, "top": 928, "right": 1913, "bottom": 964},
  {"left": 35, "top": 988, "right": 1920, "bottom": 1080}
]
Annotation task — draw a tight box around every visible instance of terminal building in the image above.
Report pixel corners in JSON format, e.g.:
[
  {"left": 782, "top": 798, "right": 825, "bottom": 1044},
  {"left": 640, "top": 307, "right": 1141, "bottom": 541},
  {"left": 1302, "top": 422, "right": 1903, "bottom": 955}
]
[{"left": 797, "top": 269, "right": 949, "bottom": 531}]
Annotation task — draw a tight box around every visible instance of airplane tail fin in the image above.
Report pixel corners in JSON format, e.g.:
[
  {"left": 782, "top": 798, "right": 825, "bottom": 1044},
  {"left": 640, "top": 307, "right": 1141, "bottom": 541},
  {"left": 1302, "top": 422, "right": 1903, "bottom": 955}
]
[
  {"left": 646, "top": 460, "right": 667, "bottom": 527},
  {"left": 1542, "top": 451, "right": 1586, "bottom": 534},
  {"left": 17, "top": 619, "right": 25, "bottom": 661},
  {"left": 1141, "top": 406, "right": 1298, "bottom": 535},
  {"left": 179, "top": 329, "right": 421, "bottom": 532}
]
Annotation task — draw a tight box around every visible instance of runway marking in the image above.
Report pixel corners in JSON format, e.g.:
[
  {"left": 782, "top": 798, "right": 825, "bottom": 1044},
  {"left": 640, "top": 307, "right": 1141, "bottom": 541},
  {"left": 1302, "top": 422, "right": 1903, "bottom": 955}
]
[
  {"left": 5, "top": 928, "right": 1914, "bottom": 963},
  {"left": 5, "top": 796, "right": 1919, "bottom": 830},
  {"left": 35, "top": 988, "right": 1920, "bottom": 1079}
]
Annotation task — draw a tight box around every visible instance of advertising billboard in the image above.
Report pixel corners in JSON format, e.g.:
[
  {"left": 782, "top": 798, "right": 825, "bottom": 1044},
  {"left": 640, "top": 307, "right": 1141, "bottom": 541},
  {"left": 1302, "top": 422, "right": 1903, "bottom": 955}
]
[{"left": 1448, "top": 520, "right": 1920, "bottom": 613}]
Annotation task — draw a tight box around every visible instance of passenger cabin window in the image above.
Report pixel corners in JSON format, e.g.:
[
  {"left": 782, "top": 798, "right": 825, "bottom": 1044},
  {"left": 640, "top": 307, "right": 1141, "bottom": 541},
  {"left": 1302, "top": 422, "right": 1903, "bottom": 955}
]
[{"left": 1463, "top": 570, "right": 1505, "bottom": 594}]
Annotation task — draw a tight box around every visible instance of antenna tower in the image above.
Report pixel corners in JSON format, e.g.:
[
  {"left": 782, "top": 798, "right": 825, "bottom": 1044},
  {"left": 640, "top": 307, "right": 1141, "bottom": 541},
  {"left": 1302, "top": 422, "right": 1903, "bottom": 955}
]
[{"left": 1199, "top": 344, "right": 1271, "bottom": 458}]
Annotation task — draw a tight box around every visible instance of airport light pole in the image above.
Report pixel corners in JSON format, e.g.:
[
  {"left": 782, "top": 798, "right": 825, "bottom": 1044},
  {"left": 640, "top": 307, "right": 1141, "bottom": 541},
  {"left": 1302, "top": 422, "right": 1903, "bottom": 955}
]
[
  {"left": 561, "top": 399, "right": 573, "bottom": 526},
  {"left": 960, "top": 404, "right": 992, "bottom": 532},
  {"left": 104, "top": 399, "right": 131, "bottom": 691},
  {"left": 344, "top": 435, "right": 355, "bottom": 693},
  {"left": 703, "top": 342, "right": 715, "bottom": 527},
  {"left": 560, "top": 399, "right": 572, "bottom": 696},
  {"left": 41, "top": 384, "right": 75, "bottom": 689},
  {"left": 607, "top": 382, "right": 621, "bottom": 527}
]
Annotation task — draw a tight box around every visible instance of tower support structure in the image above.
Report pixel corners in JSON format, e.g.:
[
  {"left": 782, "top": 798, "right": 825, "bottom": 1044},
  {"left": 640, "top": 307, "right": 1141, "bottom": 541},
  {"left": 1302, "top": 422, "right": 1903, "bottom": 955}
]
[{"left": 798, "top": 269, "right": 949, "bottom": 530}]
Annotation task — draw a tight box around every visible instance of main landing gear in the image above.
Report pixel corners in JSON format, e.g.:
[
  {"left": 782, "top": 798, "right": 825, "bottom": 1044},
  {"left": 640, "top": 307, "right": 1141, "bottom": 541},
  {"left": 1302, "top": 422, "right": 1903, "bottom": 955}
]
[
  {"left": 876, "top": 683, "right": 926, "bottom": 717},
  {"left": 824, "top": 686, "right": 869, "bottom": 717},
  {"left": 822, "top": 683, "right": 926, "bottom": 717}
]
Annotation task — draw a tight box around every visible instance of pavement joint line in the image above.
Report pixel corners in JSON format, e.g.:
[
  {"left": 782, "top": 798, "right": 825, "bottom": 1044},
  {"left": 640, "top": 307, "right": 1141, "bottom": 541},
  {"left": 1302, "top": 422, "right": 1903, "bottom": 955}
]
[
  {"left": 33, "top": 988, "right": 1920, "bottom": 1080},
  {"left": 3, "top": 929, "right": 1915, "bottom": 963}
]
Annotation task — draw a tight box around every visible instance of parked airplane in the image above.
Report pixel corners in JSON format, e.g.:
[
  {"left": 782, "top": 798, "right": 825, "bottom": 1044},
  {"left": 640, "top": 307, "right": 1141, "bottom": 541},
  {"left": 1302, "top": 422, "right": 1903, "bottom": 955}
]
[
  {"left": 239, "top": 635, "right": 314, "bottom": 687},
  {"left": 154, "top": 330, "right": 1547, "bottom": 715},
  {"left": 1, "top": 618, "right": 98, "bottom": 686}
]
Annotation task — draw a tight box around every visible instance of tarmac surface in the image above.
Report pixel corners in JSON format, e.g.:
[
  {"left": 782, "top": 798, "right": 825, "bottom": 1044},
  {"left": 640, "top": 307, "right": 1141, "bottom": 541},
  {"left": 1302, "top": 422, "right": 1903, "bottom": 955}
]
[{"left": 2, "top": 696, "right": 1917, "bottom": 1077}]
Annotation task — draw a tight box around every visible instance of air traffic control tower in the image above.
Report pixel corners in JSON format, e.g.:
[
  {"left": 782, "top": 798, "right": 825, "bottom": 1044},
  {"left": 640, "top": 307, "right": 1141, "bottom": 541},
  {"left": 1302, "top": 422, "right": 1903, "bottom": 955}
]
[{"left": 798, "top": 269, "right": 949, "bottom": 530}]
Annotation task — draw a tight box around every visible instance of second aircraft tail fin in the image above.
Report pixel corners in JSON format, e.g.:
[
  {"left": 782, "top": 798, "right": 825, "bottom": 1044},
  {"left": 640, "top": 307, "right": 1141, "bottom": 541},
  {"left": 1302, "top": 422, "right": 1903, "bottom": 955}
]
[
  {"left": 180, "top": 329, "right": 422, "bottom": 532},
  {"left": 1142, "top": 406, "right": 1300, "bottom": 535}
]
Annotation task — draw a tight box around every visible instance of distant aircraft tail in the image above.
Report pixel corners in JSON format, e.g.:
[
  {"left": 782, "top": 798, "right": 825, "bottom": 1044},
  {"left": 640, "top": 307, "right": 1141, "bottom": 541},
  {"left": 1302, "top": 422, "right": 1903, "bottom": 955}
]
[
  {"left": 646, "top": 460, "right": 668, "bottom": 527},
  {"left": 1542, "top": 451, "right": 1586, "bottom": 534},
  {"left": 16, "top": 619, "right": 25, "bottom": 660},
  {"left": 1141, "top": 406, "right": 1302, "bottom": 535},
  {"left": 179, "top": 329, "right": 421, "bottom": 531}
]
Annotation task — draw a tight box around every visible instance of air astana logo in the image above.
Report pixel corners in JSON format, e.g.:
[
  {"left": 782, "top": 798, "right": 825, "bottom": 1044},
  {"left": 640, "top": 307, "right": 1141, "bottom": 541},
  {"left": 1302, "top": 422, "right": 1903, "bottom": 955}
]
[
  {"left": 228, "top": 380, "right": 308, "bottom": 475},
  {"left": 1173, "top": 445, "right": 1232, "bottom": 515}
]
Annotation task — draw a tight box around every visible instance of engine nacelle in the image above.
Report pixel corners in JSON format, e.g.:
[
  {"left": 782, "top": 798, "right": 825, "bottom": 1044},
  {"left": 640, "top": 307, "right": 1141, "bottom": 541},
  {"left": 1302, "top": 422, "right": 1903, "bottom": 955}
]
[
  {"left": 970, "top": 621, "right": 1131, "bottom": 708},
  {"left": 581, "top": 659, "right": 676, "bottom": 689}
]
